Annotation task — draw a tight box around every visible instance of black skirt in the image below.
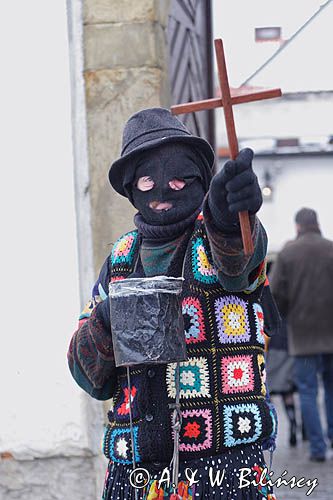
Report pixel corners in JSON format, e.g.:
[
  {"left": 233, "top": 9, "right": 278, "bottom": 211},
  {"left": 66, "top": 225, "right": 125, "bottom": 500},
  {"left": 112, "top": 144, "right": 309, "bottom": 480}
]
[{"left": 102, "top": 443, "right": 276, "bottom": 499}]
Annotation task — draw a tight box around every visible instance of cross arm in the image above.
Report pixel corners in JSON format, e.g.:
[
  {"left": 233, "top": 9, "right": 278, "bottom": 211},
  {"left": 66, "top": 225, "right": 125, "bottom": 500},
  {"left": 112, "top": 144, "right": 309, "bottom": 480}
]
[{"left": 171, "top": 87, "right": 281, "bottom": 115}]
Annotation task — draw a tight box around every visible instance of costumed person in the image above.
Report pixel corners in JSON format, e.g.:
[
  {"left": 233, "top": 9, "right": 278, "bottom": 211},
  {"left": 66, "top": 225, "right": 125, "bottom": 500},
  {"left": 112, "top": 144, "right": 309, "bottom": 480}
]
[{"left": 68, "top": 108, "right": 278, "bottom": 499}]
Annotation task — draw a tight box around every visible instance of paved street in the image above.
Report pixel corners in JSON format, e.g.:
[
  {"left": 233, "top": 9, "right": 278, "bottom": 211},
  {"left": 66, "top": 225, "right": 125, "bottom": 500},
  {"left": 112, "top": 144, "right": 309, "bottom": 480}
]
[{"left": 264, "top": 391, "right": 332, "bottom": 500}]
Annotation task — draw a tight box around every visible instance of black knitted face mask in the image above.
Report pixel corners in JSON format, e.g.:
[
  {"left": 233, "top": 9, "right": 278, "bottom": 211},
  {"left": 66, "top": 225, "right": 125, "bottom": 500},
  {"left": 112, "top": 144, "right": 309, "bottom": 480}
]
[{"left": 130, "top": 143, "right": 206, "bottom": 225}]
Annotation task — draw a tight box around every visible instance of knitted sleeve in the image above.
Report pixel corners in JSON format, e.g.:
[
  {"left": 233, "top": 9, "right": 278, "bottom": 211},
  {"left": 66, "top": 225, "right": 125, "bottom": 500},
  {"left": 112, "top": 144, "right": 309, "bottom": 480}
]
[
  {"left": 67, "top": 256, "right": 117, "bottom": 401},
  {"left": 202, "top": 196, "right": 268, "bottom": 292}
]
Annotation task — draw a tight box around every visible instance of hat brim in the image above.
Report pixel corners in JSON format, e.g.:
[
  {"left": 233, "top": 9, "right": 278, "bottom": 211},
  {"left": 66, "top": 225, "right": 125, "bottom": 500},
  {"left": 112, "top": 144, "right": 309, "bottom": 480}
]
[{"left": 108, "top": 135, "right": 215, "bottom": 197}]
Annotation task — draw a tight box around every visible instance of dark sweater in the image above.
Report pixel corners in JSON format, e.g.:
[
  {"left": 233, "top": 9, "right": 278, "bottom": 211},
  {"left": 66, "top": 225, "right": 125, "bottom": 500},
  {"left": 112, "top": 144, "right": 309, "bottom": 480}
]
[{"left": 68, "top": 212, "right": 277, "bottom": 464}]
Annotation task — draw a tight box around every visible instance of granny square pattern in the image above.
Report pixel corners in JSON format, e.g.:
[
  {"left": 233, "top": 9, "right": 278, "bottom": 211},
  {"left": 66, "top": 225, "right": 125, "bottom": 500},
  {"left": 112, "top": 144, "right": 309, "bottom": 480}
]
[
  {"left": 223, "top": 403, "right": 262, "bottom": 447},
  {"left": 270, "top": 409, "right": 277, "bottom": 438},
  {"left": 191, "top": 237, "right": 218, "bottom": 284},
  {"left": 166, "top": 357, "right": 211, "bottom": 399},
  {"left": 115, "top": 383, "right": 139, "bottom": 420},
  {"left": 182, "top": 297, "right": 206, "bottom": 344},
  {"left": 221, "top": 355, "right": 255, "bottom": 394},
  {"left": 111, "top": 231, "right": 138, "bottom": 266},
  {"left": 257, "top": 354, "right": 267, "bottom": 396},
  {"left": 110, "top": 275, "right": 126, "bottom": 283},
  {"left": 103, "top": 426, "right": 140, "bottom": 464},
  {"left": 97, "top": 219, "right": 278, "bottom": 463},
  {"left": 214, "top": 296, "right": 251, "bottom": 344},
  {"left": 253, "top": 303, "right": 265, "bottom": 345},
  {"left": 176, "top": 408, "right": 213, "bottom": 452}
]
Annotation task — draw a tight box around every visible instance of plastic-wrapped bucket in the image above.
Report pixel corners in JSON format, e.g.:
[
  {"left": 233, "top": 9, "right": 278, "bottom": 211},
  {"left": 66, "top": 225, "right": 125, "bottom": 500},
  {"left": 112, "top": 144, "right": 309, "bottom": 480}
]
[{"left": 109, "top": 276, "right": 187, "bottom": 367}]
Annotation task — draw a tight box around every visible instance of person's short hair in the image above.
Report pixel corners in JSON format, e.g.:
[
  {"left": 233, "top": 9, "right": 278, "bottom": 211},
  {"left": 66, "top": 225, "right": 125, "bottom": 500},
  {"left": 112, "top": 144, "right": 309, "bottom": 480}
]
[{"left": 295, "top": 207, "right": 319, "bottom": 228}]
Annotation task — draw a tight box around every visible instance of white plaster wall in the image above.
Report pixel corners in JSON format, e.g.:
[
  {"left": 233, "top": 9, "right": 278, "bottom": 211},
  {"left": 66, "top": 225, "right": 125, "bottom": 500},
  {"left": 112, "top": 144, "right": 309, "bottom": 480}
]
[
  {"left": 216, "top": 94, "right": 333, "bottom": 144},
  {"left": 254, "top": 155, "right": 333, "bottom": 253},
  {"left": 217, "top": 154, "right": 333, "bottom": 254},
  {"left": 213, "top": 0, "right": 330, "bottom": 90},
  {"left": 0, "top": 1, "right": 101, "bottom": 461}
]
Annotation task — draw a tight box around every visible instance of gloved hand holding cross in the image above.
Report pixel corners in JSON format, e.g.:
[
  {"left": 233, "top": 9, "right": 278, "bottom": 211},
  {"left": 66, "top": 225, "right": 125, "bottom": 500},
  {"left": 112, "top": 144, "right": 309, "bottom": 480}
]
[{"left": 171, "top": 38, "right": 282, "bottom": 255}]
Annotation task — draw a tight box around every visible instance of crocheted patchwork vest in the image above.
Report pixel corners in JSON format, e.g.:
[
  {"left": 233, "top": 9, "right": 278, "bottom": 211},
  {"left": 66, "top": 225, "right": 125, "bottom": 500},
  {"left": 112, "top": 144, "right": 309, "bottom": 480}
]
[{"left": 102, "top": 217, "right": 276, "bottom": 465}]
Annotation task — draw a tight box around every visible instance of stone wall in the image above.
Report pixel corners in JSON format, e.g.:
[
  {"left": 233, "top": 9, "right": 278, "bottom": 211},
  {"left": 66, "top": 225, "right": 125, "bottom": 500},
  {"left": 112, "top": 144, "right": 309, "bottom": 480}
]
[
  {"left": 83, "top": 0, "right": 171, "bottom": 274},
  {"left": 0, "top": 1, "right": 173, "bottom": 499},
  {"left": 62, "top": 1, "right": 173, "bottom": 499},
  {"left": 0, "top": 455, "right": 106, "bottom": 500}
]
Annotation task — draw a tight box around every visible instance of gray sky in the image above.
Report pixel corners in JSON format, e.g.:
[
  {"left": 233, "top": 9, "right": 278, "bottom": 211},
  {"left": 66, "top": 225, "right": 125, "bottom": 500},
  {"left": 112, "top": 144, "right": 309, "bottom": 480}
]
[{"left": 212, "top": 0, "right": 327, "bottom": 86}]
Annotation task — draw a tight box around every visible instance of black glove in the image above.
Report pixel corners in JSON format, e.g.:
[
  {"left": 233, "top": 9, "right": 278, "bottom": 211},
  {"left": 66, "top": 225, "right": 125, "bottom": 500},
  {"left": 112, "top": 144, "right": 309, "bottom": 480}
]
[{"left": 208, "top": 148, "right": 262, "bottom": 231}]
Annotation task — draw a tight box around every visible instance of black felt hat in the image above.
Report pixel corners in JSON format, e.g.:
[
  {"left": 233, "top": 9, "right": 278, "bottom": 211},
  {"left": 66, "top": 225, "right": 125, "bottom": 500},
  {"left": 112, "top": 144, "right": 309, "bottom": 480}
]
[{"left": 108, "top": 108, "right": 215, "bottom": 197}]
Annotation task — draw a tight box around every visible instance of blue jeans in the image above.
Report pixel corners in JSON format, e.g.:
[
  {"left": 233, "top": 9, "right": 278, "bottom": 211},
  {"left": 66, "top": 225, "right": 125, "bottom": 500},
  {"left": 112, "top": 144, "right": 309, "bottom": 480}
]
[{"left": 294, "top": 353, "right": 333, "bottom": 457}]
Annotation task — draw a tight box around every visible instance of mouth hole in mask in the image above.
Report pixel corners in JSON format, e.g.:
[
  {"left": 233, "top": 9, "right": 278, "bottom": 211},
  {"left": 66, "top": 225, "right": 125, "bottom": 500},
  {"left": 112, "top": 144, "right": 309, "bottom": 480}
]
[{"left": 149, "top": 201, "right": 173, "bottom": 212}]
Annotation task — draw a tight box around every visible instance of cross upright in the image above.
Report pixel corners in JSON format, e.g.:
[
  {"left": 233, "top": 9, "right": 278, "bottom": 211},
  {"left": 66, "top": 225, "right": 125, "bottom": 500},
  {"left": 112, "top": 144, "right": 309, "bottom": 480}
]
[{"left": 171, "top": 38, "right": 282, "bottom": 256}]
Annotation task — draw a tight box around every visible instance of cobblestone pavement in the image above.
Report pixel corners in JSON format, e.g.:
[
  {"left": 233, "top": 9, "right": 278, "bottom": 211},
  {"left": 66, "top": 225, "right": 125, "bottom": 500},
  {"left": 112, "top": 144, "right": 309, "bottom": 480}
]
[{"left": 264, "top": 393, "right": 333, "bottom": 500}]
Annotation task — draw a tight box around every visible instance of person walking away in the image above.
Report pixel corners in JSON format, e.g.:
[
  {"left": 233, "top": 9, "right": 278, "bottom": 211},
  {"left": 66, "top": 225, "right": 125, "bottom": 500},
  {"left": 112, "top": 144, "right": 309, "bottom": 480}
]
[{"left": 270, "top": 207, "right": 333, "bottom": 461}]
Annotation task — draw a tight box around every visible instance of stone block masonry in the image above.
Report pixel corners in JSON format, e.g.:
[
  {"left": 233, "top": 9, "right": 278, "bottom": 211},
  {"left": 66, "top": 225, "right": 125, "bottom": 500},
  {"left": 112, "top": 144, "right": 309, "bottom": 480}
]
[
  {"left": 82, "top": 0, "right": 171, "bottom": 275},
  {"left": 64, "top": 2, "right": 172, "bottom": 499},
  {"left": 84, "top": 0, "right": 169, "bottom": 25},
  {"left": 0, "top": 455, "right": 106, "bottom": 500}
]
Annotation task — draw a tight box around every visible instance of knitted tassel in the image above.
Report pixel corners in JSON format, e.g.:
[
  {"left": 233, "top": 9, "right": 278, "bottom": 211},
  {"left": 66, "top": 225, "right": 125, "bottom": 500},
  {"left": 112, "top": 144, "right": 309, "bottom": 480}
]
[
  {"left": 145, "top": 480, "right": 164, "bottom": 499},
  {"left": 252, "top": 466, "right": 278, "bottom": 499},
  {"left": 144, "top": 480, "right": 194, "bottom": 499}
]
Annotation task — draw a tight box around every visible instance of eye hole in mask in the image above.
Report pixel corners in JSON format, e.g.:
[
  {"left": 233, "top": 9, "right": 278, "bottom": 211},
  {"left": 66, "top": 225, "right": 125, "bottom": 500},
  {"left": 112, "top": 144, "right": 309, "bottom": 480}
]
[
  {"left": 136, "top": 176, "right": 155, "bottom": 191},
  {"left": 136, "top": 176, "right": 198, "bottom": 192}
]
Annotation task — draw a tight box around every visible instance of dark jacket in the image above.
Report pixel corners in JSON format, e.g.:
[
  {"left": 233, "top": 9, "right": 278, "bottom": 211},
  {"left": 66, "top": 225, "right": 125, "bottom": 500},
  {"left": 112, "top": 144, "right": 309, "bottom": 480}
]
[{"left": 270, "top": 229, "right": 333, "bottom": 356}]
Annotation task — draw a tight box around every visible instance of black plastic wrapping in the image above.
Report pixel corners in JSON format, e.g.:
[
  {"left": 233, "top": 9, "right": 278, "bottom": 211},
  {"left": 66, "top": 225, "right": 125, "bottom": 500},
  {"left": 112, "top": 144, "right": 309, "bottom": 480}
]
[{"left": 109, "top": 277, "right": 187, "bottom": 367}]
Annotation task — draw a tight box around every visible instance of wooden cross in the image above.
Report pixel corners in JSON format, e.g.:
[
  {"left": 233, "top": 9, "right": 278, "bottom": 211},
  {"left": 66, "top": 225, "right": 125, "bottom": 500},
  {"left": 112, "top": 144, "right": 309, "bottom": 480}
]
[{"left": 171, "top": 38, "right": 282, "bottom": 255}]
